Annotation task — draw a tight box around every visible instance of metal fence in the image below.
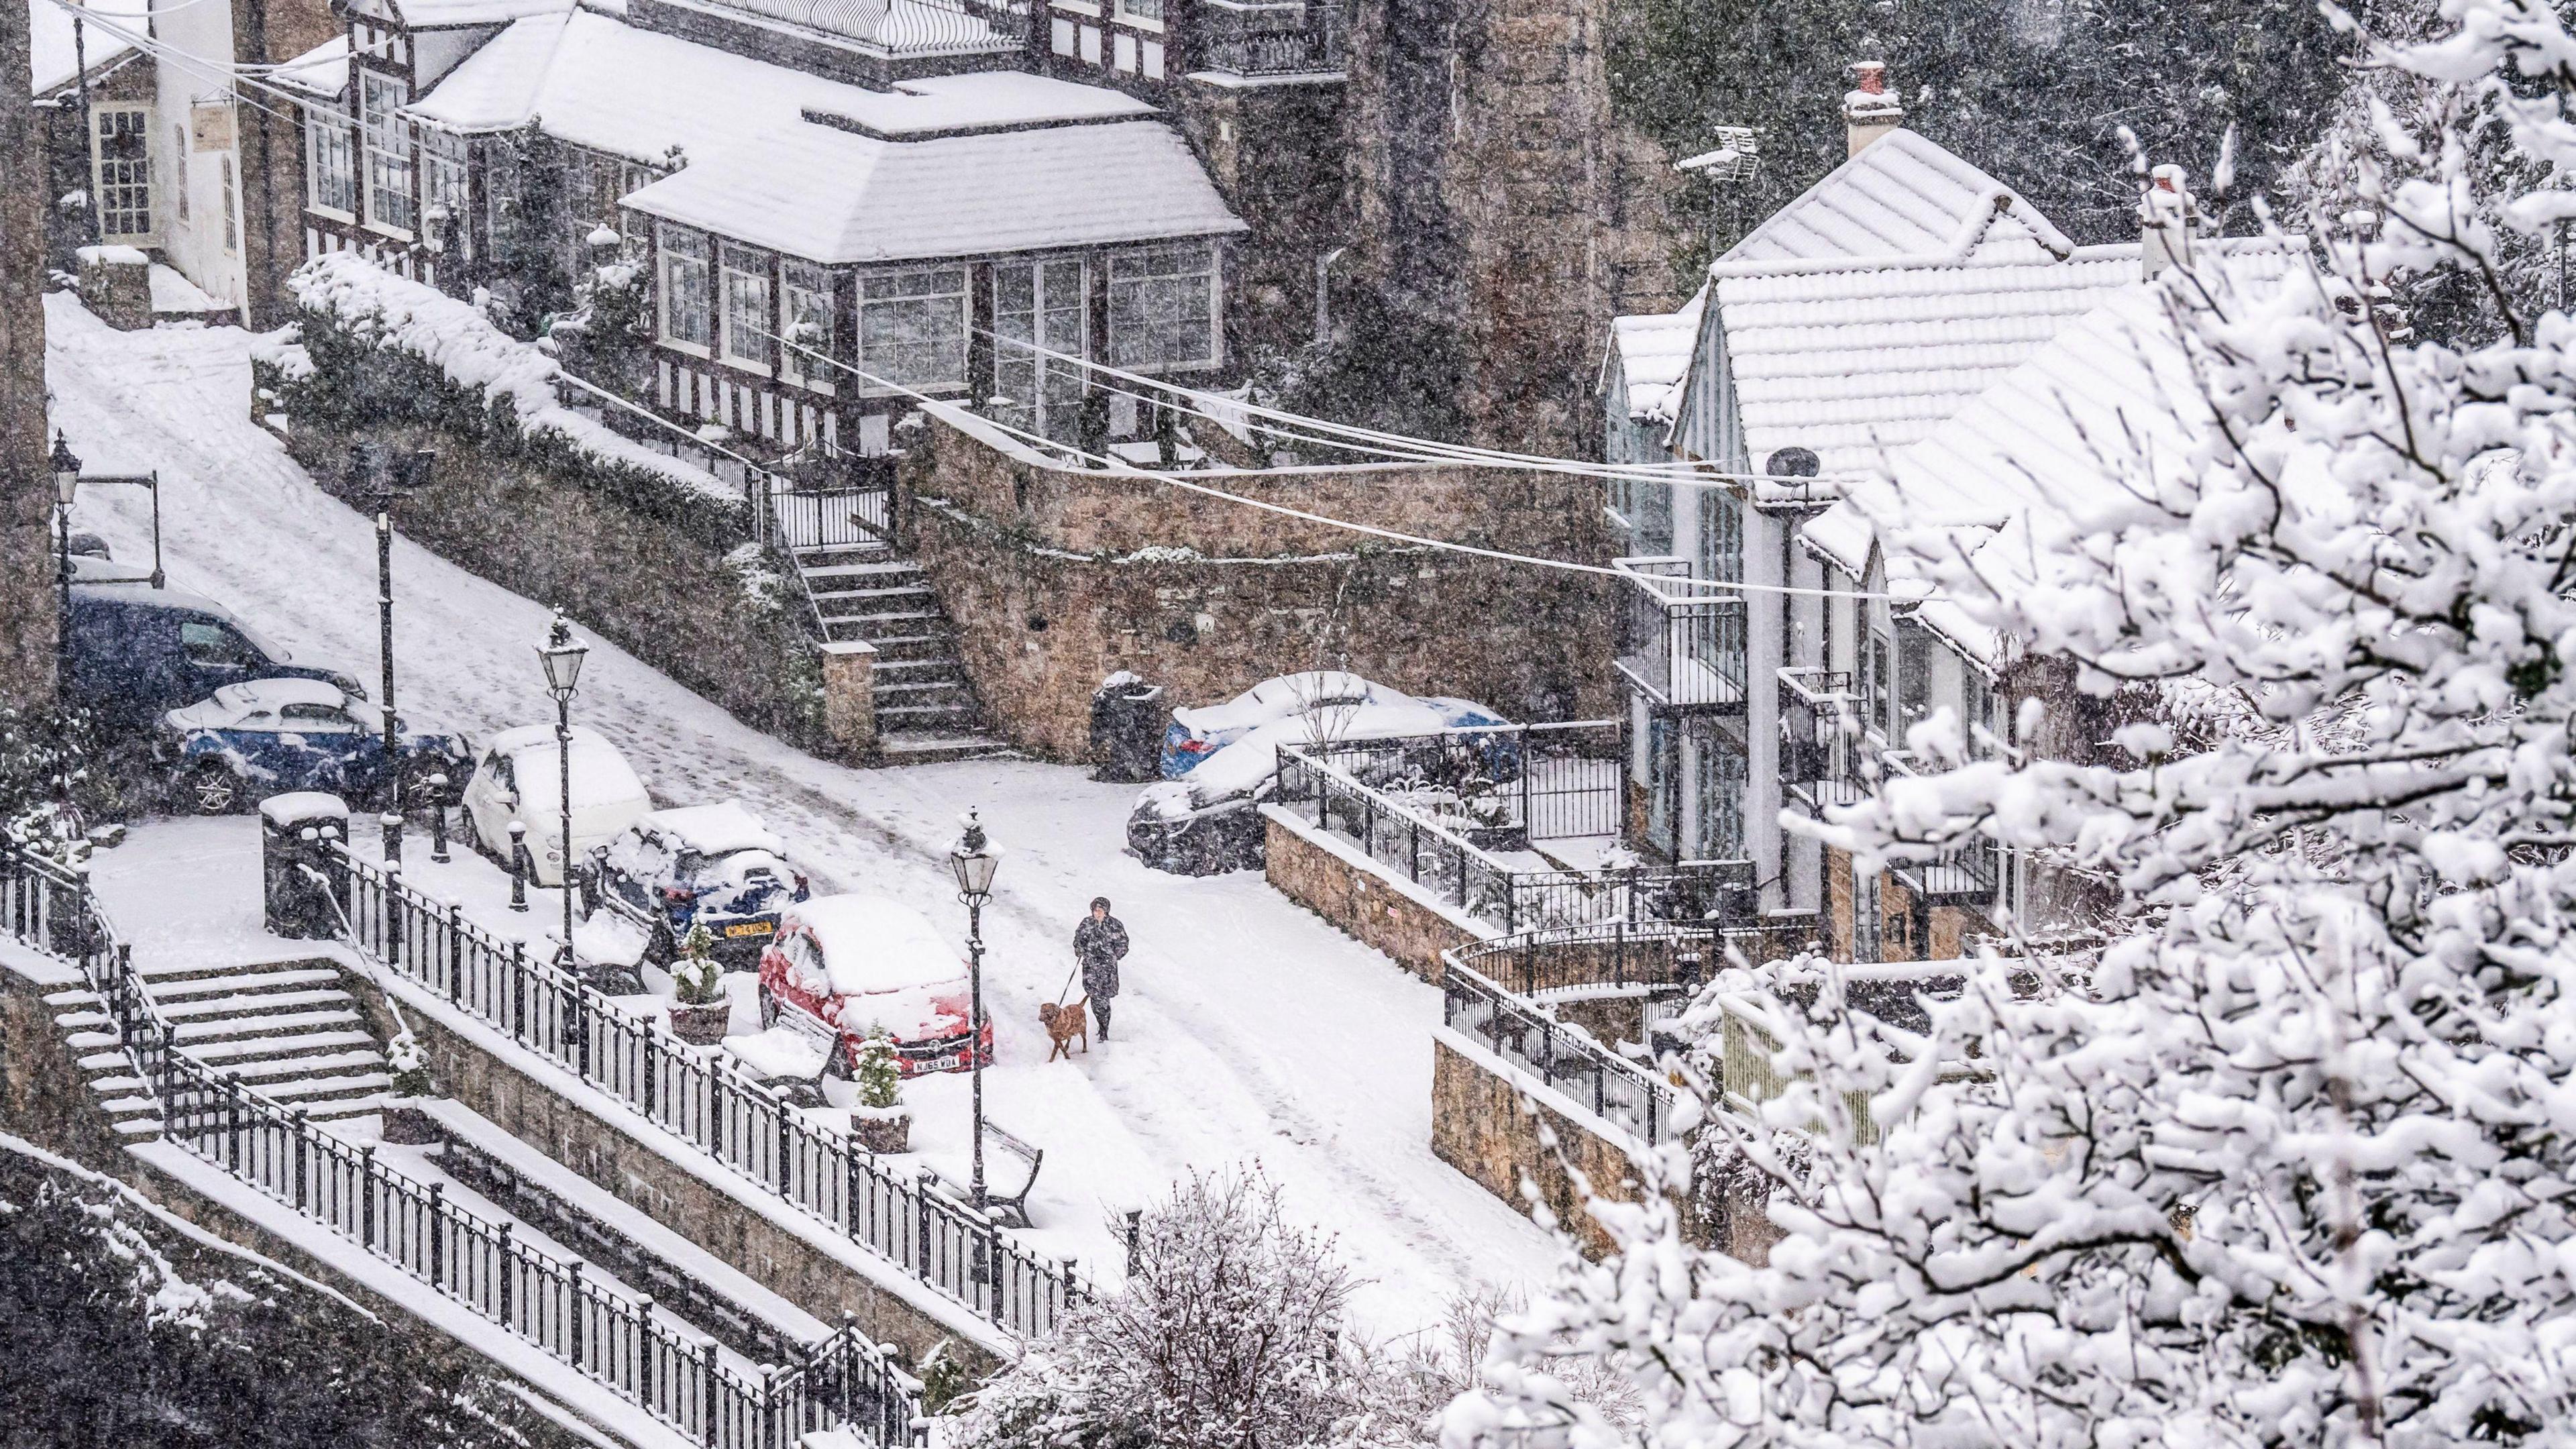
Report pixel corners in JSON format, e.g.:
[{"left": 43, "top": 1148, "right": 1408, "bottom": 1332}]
[
  {"left": 1197, "top": 0, "right": 1344, "bottom": 75},
  {"left": 0, "top": 845, "right": 923, "bottom": 1449},
  {"left": 1615, "top": 560, "right": 1747, "bottom": 710},
  {"left": 1778, "top": 666, "right": 1864, "bottom": 812},
  {"left": 1456, "top": 916, "right": 1815, "bottom": 999},
  {"left": 333, "top": 845, "right": 1087, "bottom": 1341},
  {"left": 1273, "top": 734, "right": 1758, "bottom": 934},
  {"left": 1874, "top": 752, "right": 2001, "bottom": 901},
  {"left": 1439, "top": 955, "right": 1678, "bottom": 1144}
]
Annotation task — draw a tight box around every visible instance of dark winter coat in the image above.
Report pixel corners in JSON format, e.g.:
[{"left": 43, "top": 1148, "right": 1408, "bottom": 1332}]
[{"left": 1074, "top": 914, "right": 1128, "bottom": 999}]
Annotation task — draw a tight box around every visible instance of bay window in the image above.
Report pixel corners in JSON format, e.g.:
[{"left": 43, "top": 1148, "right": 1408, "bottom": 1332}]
[
  {"left": 857, "top": 266, "right": 969, "bottom": 391},
  {"left": 781, "top": 258, "right": 837, "bottom": 390},
  {"left": 720, "top": 243, "right": 775, "bottom": 372},
  {"left": 658, "top": 224, "right": 712, "bottom": 352},
  {"left": 360, "top": 71, "right": 415, "bottom": 235},
  {"left": 1107, "top": 243, "right": 1217, "bottom": 371},
  {"left": 304, "top": 104, "right": 357, "bottom": 217}
]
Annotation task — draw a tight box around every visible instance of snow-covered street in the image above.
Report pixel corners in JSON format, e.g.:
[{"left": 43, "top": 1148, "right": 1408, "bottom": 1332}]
[{"left": 45, "top": 297, "right": 1558, "bottom": 1334}]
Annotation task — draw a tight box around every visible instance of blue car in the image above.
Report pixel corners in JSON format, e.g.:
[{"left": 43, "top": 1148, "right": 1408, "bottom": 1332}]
[
  {"left": 1159, "top": 671, "right": 1515, "bottom": 780},
  {"left": 156, "top": 679, "right": 469, "bottom": 816},
  {"left": 592, "top": 801, "right": 810, "bottom": 966}
]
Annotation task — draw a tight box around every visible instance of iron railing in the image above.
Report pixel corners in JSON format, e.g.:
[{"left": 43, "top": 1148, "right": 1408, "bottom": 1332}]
[
  {"left": 332, "top": 845, "right": 1088, "bottom": 1341},
  {"left": 1439, "top": 956, "right": 1677, "bottom": 1144},
  {"left": 1615, "top": 558, "right": 1748, "bottom": 710},
  {"left": 1874, "top": 752, "right": 2000, "bottom": 902},
  {"left": 1195, "top": 0, "right": 1345, "bottom": 75},
  {"left": 1778, "top": 666, "right": 1863, "bottom": 812},
  {"left": 1291, "top": 721, "right": 1622, "bottom": 849},
  {"left": 0, "top": 844, "right": 923, "bottom": 1449}
]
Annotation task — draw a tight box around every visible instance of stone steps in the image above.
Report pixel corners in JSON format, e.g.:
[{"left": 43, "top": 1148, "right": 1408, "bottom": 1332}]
[{"left": 784, "top": 543, "right": 1006, "bottom": 765}]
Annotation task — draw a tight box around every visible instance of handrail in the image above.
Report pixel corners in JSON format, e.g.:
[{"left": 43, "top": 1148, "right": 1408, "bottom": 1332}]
[
  {"left": 0, "top": 843, "right": 926, "bottom": 1448},
  {"left": 1438, "top": 953, "right": 1677, "bottom": 1144}
]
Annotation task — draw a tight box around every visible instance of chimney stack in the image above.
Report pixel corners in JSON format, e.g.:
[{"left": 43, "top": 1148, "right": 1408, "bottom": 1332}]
[
  {"left": 1843, "top": 61, "right": 1903, "bottom": 157},
  {"left": 2139, "top": 164, "right": 2201, "bottom": 280}
]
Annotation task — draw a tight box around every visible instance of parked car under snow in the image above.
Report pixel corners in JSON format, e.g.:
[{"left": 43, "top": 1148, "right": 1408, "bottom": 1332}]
[
  {"left": 460, "top": 724, "right": 653, "bottom": 886},
  {"left": 757, "top": 895, "right": 991, "bottom": 1078},
  {"left": 589, "top": 800, "right": 809, "bottom": 966},
  {"left": 156, "top": 678, "right": 468, "bottom": 816},
  {"left": 1131, "top": 673, "right": 1511, "bottom": 875}
]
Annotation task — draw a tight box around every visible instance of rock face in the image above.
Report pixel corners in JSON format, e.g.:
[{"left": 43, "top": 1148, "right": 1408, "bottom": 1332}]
[{"left": 1342, "top": 0, "right": 1691, "bottom": 455}]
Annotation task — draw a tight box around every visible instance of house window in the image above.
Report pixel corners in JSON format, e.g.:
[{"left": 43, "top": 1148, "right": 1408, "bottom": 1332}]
[
  {"left": 360, "top": 71, "right": 415, "bottom": 235},
  {"left": 1689, "top": 722, "right": 1746, "bottom": 861},
  {"left": 1114, "top": 0, "right": 1163, "bottom": 23},
  {"left": 220, "top": 156, "right": 237, "bottom": 252},
  {"left": 1107, "top": 243, "right": 1217, "bottom": 372},
  {"left": 857, "top": 266, "right": 969, "bottom": 391},
  {"left": 1864, "top": 631, "right": 1892, "bottom": 739},
  {"left": 658, "top": 224, "right": 713, "bottom": 352},
  {"left": 781, "top": 258, "right": 836, "bottom": 392},
  {"left": 720, "top": 244, "right": 775, "bottom": 373},
  {"left": 993, "top": 258, "right": 1087, "bottom": 440},
  {"left": 1852, "top": 864, "right": 1884, "bottom": 964},
  {"left": 1644, "top": 712, "right": 1677, "bottom": 859},
  {"left": 422, "top": 129, "right": 469, "bottom": 258},
  {"left": 93, "top": 106, "right": 152, "bottom": 240},
  {"left": 1896, "top": 619, "right": 1933, "bottom": 737},
  {"left": 1696, "top": 486, "right": 1741, "bottom": 584},
  {"left": 305, "top": 104, "right": 357, "bottom": 217},
  {"left": 1964, "top": 670, "right": 1995, "bottom": 755}
]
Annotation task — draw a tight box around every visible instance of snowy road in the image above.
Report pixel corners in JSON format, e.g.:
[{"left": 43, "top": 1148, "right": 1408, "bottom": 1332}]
[{"left": 45, "top": 298, "right": 1560, "bottom": 1334}]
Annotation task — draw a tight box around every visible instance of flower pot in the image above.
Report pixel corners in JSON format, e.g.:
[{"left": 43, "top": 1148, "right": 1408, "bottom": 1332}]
[
  {"left": 851, "top": 1108, "right": 911, "bottom": 1155},
  {"left": 669, "top": 1000, "right": 732, "bottom": 1046}
]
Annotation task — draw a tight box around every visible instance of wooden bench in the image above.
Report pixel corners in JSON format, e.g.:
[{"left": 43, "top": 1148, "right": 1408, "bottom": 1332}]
[{"left": 928, "top": 1122, "right": 1044, "bottom": 1229}]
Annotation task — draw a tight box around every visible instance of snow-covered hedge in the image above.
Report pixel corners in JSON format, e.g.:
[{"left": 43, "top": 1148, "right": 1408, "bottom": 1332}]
[{"left": 256, "top": 253, "right": 752, "bottom": 545}]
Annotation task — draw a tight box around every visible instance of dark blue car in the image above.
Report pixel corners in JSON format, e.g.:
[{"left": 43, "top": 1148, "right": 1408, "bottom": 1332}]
[
  {"left": 156, "top": 679, "right": 469, "bottom": 815},
  {"left": 592, "top": 801, "right": 810, "bottom": 966}
]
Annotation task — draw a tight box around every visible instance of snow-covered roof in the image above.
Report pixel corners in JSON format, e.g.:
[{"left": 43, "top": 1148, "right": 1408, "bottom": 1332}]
[
  {"left": 789, "top": 896, "right": 964, "bottom": 997},
  {"left": 30, "top": 0, "right": 141, "bottom": 96},
  {"left": 269, "top": 34, "right": 354, "bottom": 101},
  {"left": 1713, "top": 244, "right": 2164, "bottom": 478},
  {"left": 621, "top": 117, "right": 1244, "bottom": 264},
  {"left": 1607, "top": 286, "right": 1706, "bottom": 425},
  {"left": 1721, "top": 128, "right": 2071, "bottom": 268},
  {"left": 386, "top": 0, "right": 572, "bottom": 28},
  {"left": 406, "top": 9, "right": 1155, "bottom": 163},
  {"left": 637, "top": 800, "right": 785, "bottom": 858}
]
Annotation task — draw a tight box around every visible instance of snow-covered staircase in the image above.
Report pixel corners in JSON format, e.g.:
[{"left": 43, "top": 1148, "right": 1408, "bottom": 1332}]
[
  {"left": 46, "top": 983, "right": 169, "bottom": 1141},
  {"left": 790, "top": 543, "right": 1010, "bottom": 765},
  {"left": 134, "top": 958, "right": 393, "bottom": 1124}
]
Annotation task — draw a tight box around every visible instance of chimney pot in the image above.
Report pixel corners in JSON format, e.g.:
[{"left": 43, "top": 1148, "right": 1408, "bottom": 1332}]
[
  {"left": 1854, "top": 60, "right": 1886, "bottom": 95},
  {"left": 2139, "top": 164, "right": 2200, "bottom": 281}
]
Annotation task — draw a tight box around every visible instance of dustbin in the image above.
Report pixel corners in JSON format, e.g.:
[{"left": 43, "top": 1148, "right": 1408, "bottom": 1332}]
[
  {"left": 262, "top": 792, "right": 352, "bottom": 940},
  {"left": 1089, "top": 672, "right": 1168, "bottom": 783}
]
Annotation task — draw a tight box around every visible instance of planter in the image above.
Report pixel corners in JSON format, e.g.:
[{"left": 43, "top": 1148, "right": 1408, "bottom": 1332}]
[
  {"left": 850, "top": 1108, "right": 912, "bottom": 1155},
  {"left": 669, "top": 1000, "right": 732, "bottom": 1046},
  {"left": 378, "top": 1104, "right": 442, "bottom": 1145}
]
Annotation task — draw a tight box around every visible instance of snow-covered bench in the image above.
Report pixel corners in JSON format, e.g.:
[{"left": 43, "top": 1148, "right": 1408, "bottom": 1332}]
[{"left": 927, "top": 1124, "right": 1044, "bottom": 1230}]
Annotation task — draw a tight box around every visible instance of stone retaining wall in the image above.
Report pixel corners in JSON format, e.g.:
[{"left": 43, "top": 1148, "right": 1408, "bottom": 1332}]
[{"left": 1260, "top": 808, "right": 1484, "bottom": 982}]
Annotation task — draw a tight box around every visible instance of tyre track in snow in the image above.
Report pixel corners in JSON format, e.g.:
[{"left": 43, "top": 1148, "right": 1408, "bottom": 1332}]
[{"left": 44, "top": 301, "right": 1560, "bottom": 1329}]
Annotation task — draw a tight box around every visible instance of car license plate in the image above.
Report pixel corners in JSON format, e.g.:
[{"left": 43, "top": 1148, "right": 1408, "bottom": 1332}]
[
  {"left": 923, "top": 1053, "right": 963, "bottom": 1073},
  {"left": 724, "top": 921, "right": 773, "bottom": 938}
]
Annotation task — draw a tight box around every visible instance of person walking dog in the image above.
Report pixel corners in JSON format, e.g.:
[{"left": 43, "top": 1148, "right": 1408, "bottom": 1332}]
[{"left": 1074, "top": 897, "right": 1128, "bottom": 1039}]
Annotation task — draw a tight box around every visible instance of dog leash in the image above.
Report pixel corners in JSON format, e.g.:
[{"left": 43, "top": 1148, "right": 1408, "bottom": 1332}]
[{"left": 1053, "top": 965, "right": 1081, "bottom": 1010}]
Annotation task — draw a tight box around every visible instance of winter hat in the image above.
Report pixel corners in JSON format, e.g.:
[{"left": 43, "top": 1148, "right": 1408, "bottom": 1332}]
[{"left": 1090, "top": 896, "right": 1112, "bottom": 913}]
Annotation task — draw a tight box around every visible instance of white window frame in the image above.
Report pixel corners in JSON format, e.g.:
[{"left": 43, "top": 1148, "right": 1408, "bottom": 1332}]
[
  {"left": 855, "top": 265, "right": 969, "bottom": 395},
  {"left": 719, "top": 242, "right": 776, "bottom": 376},
  {"left": 303, "top": 103, "right": 358, "bottom": 221},
  {"left": 421, "top": 127, "right": 469, "bottom": 257},
  {"left": 91, "top": 104, "right": 154, "bottom": 243},
  {"left": 219, "top": 156, "right": 239, "bottom": 253},
  {"left": 991, "top": 255, "right": 1087, "bottom": 440},
  {"left": 780, "top": 257, "right": 837, "bottom": 394},
  {"left": 1106, "top": 241, "right": 1220, "bottom": 374},
  {"left": 657, "top": 223, "right": 714, "bottom": 357},
  {"left": 1112, "top": 0, "right": 1165, "bottom": 28},
  {"left": 359, "top": 70, "right": 415, "bottom": 239}
]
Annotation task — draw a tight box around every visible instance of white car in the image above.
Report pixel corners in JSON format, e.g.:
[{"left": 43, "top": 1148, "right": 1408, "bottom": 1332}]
[{"left": 460, "top": 724, "right": 652, "bottom": 885}]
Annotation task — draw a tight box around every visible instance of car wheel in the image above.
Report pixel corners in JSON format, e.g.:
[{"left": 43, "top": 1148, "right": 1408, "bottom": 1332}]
[
  {"left": 758, "top": 983, "right": 780, "bottom": 1030},
  {"left": 180, "top": 763, "right": 243, "bottom": 816}
]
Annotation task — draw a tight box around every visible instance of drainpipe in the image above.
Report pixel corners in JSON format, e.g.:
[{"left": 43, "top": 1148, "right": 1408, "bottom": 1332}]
[{"left": 1313, "top": 246, "right": 1347, "bottom": 348}]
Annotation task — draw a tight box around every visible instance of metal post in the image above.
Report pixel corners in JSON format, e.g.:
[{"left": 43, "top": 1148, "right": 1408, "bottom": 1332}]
[
  {"left": 511, "top": 938, "right": 529, "bottom": 1042},
  {"left": 915, "top": 1169, "right": 934, "bottom": 1281},
  {"left": 498, "top": 1222, "right": 515, "bottom": 1327},
  {"left": 568, "top": 1260, "right": 586, "bottom": 1367},
  {"left": 384, "top": 859, "right": 403, "bottom": 972},
  {"left": 293, "top": 1106, "right": 309, "bottom": 1210},
  {"left": 147, "top": 472, "right": 162, "bottom": 588},
  {"left": 557, "top": 692, "right": 576, "bottom": 971},
  {"left": 378, "top": 492, "right": 402, "bottom": 869},
  {"left": 428, "top": 1182, "right": 445, "bottom": 1287},
  {"left": 968, "top": 896, "right": 985, "bottom": 1212},
  {"left": 53, "top": 491, "right": 72, "bottom": 818},
  {"left": 361, "top": 1145, "right": 377, "bottom": 1251},
  {"left": 508, "top": 821, "right": 530, "bottom": 911},
  {"left": 447, "top": 902, "right": 464, "bottom": 1004},
  {"left": 637, "top": 1295, "right": 655, "bottom": 1406},
  {"left": 429, "top": 773, "right": 451, "bottom": 862}
]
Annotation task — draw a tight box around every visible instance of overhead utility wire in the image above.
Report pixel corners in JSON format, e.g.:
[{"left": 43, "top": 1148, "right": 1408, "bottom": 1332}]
[
  {"left": 35, "top": 1, "right": 313, "bottom": 126},
  {"left": 753, "top": 326, "right": 1927, "bottom": 604}
]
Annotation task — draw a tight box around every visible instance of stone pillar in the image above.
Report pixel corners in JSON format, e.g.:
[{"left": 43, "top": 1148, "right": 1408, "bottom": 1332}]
[
  {"left": 76, "top": 246, "right": 152, "bottom": 331},
  {"left": 818, "top": 640, "right": 878, "bottom": 757}
]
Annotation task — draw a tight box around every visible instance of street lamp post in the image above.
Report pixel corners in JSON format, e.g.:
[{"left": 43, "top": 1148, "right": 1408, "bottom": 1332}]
[
  {"left": 537, "top": 611, "right": 589, "bottom": 973},
  {"left": 49, "top": 433, "right": 81, "bottom": 815},
  {"left": 949, "top": 810, "right": 1000, "bottom": 1214},
  {"left": 364, "top": 449, "right": 405, "bottom": 868}
]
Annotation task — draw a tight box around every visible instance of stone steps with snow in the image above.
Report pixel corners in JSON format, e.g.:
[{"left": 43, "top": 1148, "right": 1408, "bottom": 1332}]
[
  {"left": 150, "top": 967, "right": 343, "bottom": 1000},
  {"left": 783, "top": 539, "right": 1004, "bottom": 762},
  {"left": 123, "top": 954, "right": 396, "bottom": 1121},
  {"left": 156, "top": 988, "right": 356, "bottom": 1021},
  {"left": 172, "top": 1007, "right": 368, "bottom": 1043},
  {"left": 182, "top": 1029, "right": 380, "bottom": 1063}
]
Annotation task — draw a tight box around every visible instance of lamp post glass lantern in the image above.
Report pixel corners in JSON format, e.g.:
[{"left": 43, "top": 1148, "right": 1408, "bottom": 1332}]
[
  {"left": 537, "top": 612, "right": 589, "bottom": 969},
  {"left": 951, "top": 810, "right": 1000, "bottom": 1214}
]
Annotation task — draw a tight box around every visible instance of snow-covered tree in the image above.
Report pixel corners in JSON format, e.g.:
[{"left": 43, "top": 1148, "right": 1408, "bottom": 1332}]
[{"left": 1453, "top": 5, "right": 2576, "bottom": 1447}]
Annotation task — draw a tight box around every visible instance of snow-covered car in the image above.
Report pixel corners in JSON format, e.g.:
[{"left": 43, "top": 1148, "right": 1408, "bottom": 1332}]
[
  {"left": 592, "top": 800, "right": 810, "bottom": 966},
  {"left": 155, "top": 679, "right": 468, "bottom": 816},
  {"left": 459, "top": 724, "right": 652, "bottom": 886},
  {"left": 1132, "top": 677, "right": 1514, "bottom": 874},
  {"left": 1158, "top": 671, "right": 1509, "bottom": 780},
  {"left": 757, "top": 895, "right": 991, "bottom": 1078}
]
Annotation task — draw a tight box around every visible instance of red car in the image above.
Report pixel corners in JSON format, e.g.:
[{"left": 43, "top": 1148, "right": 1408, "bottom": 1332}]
[{"left": 756, "top": 894, "right": 992, "bottom": 1077}]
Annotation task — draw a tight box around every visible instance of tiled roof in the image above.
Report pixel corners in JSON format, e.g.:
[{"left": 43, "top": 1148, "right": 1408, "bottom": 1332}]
[
  {"left": 1722, "top": 129, "right": 2072, "bottom": 267},
  {"left": 621, "top": 118, "right": 1244, "bottom": 264},
  {"left": 1607, "top": 286, "right": 1705, "bottom": 423},
  {"left": 29, "top": 0, "right": 140, "bottom": 96}
]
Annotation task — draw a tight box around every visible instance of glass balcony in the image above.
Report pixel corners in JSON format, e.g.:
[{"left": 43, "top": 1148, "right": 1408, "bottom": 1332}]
[{"left": 1778, "top": 666, "right": 1862, "bottom": 812}]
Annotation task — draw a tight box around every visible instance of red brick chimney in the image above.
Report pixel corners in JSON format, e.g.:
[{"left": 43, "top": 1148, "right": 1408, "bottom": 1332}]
[{"left": 1844, "top": 61, "right": 1904, "bottom": 158}]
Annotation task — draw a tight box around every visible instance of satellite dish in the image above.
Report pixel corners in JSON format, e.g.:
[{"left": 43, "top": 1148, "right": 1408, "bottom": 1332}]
[{"left": 1766, "top": 447, "right": 1821, "bottom": 479}]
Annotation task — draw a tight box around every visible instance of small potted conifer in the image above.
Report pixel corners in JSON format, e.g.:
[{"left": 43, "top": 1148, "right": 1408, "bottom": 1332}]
[
  {"left": 378, "top": 1030, "right": 442, "bottom": 1144},
  {"left": 667, "top": 923, "right": 733, "bottom": 1046},
  {"left": 848, "top": 1027, "right": 911, "bottom": 1154}
]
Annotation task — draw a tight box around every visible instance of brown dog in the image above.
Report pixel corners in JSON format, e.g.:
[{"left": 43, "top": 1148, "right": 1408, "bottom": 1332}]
[{"left": 1039, "top": 998, "right": 1089, "bottom": 1061}]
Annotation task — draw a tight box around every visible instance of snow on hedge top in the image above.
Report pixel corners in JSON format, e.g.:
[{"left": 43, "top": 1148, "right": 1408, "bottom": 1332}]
[
  {"left": 286, "top": 252, "right": 735, "bottom": 506},
  {"left": 623, "top": 117, "right": 1243, "bottom": 264},
  {"left": 1721, "top": 128, "right": 2072, "bottom": 268},
  {"left": 407, "top": 8, "right": 1152, "bottom": 165}
]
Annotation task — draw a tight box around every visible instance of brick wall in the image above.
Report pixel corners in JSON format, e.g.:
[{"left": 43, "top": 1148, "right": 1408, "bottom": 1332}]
[{"left": 902, "top": 413, "right": 1614, "bottom": 759}]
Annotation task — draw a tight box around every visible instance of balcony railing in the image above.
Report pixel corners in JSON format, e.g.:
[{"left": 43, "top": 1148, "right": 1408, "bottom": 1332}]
[
  {"left": 1876, "top": 750, "right": 2000, "bottom": 902},
  {"left": 1778, "top": 666, "right": 1864, "bottom": 812},
  {"left": 1615, "top": 557, "right": 1748, "bottom": 711},
  {"left": 704, "top": 0, "right": 1029, "bottom": 56},
  {"left": 1197, "top": 0, "right": 1345, "bottom": 76}
]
